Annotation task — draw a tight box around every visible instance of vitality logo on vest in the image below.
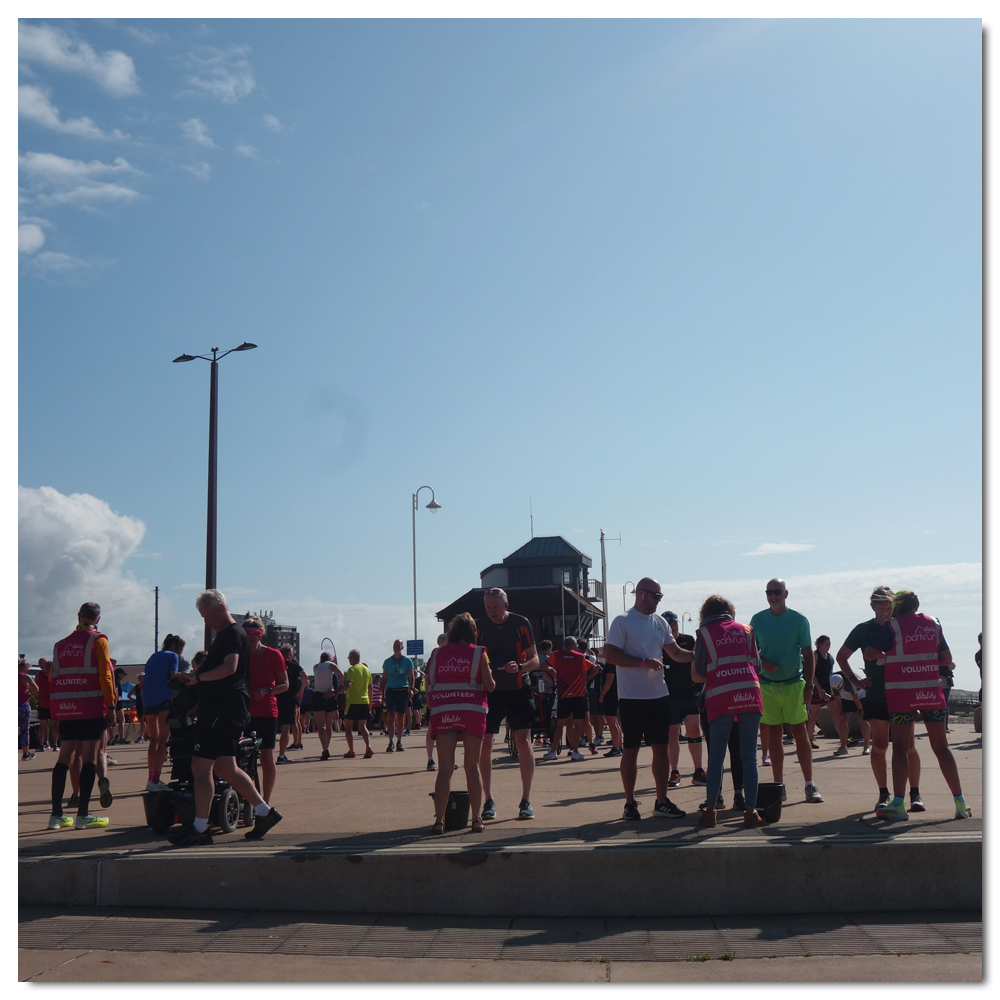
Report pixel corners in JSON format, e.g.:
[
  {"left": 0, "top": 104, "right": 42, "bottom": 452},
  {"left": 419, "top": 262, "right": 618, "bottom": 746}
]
[
  {"left": 915, "top": 687, "right": 942, "bottom": 701},
  {"left": 732, "top": 690, "right": 759, "bottom": 704},
  {"left": 439, "top": 712, "right": 462, "bottom": 726}
]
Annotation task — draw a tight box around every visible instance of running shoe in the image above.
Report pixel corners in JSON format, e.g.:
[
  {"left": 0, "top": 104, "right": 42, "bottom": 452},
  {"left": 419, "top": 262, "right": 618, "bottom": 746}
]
[
  {"left": 47, "top": 814, "right": 73, "bottom": 830},
  {"left": 578, "top": 737, "right": 588, "bottom": 747},
  {"left": 66, "top": 794, "right": 79, "bottom": 809},
  {"left": 386, "top": 741, "right": 395, "bottom": 753},
  {"left": 761, "top": 753, "right": 771, "bottom": 767},
  {"left": 691, "top": 768, "right": 707, "bottom": 786},
  {"left": 593, "top": 737, "right": 604, "bottom": 746},
  {"left": 105, "top": 755, "right": 119, "bottom": 765},
  {"left": 781, "top": 786, "right": 788, "bottom": 802},
  {"left": 653, "top": 798, "right": 686, "bottom": 818},
  {"left": 909, "top": 792, "right": 926, "bottom": 812},
  {"left": 321, "top": 749, "right": 331, "bottom": 761},
  {"left": 21, "top": 752, "right": 35, "bottom": 761},
  {"left": 108, "top": 735, "right": 119, "bottom": 746},
  {"left": 518, "top": 800, "right": 534, "bottom": 820},
  {"left": 876, "top": 800, "right": 909, "bottom": 821},
  {"left": 667, "top": 770, "right": 681, "bottom": 788},
  {"left": 168, "top": 824, "right": 213, "bottom": 846},
  {"left": 276, "top": 754, "right": 289, "bottom": 764},
  {"left": 541, "top": 749, "right": 558, "bottom": 761},
  {"left": 145, "top": 779, "right": 169, "bottom": 792},
  {"left": 589, "top": 743, "right": 598, "bottom": 755},
  {"left": 862, "top": 747, "right": 872, "bottom": 756},
  {"left": 98, "top": 777, "right": 113, "bottom": 808},
  {"left": 698, "top": 793, "right": 725, "bottom": 810},
  {"left": 363, "top": 747, "right": 374, "bottom": 759},
  {"left": 74, "top": 814, "right": 110, "bottom": 830},
  {"left": 733, "top": 791, "right": 746, "bottom": 812},
  {"left": 395, "top": 740, "right": 405, "bottom": 752},
  {"left": 805, "top": 784, "right": 824, "bottom": 803},
  {"left": 833, "top": 747, "right": 849, "bottom": 757},
  {"left": 876, "top": 790, "right": 891, "bottom": 811},
  {"left": 622, "top": 800, "right": 641, "bottom": 821},
  {"left": 426, "top": 759, "right": 436, "bottom": 772},
  {"left": 603, "top": 746, "right": 622, "bottom": 758},
  {"left": 481, "top": 798, "right": 497, "bottom": 820},
  {"left": 570, "top": 749, "right": 586, "bottom": 762},
  {"left": 782, "top": 736, "right": 794, "bottom": 745},
  {"left": 343, "top": 750, "right": 356, "bottom": 758},
  {"left": 809, "top": 740, "right": 819, "bottom": 750},
  {"left": 117, "top": 739, "right": 132, "bottom": 745},
  {"left": 955, "top": 804, "right": 972, "bottom": 819},
  {"left": 403, "top": 730, "right": 410, "bottom": 736},
  {"left": 245, "top": 807, "right": 283, "bottom": 841}
]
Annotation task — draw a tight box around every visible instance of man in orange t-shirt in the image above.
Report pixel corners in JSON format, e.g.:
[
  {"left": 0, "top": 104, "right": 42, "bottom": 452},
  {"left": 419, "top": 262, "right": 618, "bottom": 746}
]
[{"left": 541, "top": 637, "right": 598, "bottom": 762}]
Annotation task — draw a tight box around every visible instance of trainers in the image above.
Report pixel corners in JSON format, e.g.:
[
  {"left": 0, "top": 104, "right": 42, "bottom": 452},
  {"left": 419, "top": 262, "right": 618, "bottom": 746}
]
[
  {"left": 98, "top": 777, "right": 113, "bottom": 808},
  {"left": 805, "top": 784, "right": 824, "bottom": 804},
  {"left": 276, "top": 754, "right": 289, "bottom": 764},
  {"left": 363, "top": 747, "right": 374, "bottom": 759},
  {"left": 427, "top": 758, "right": 436, "bottom": 772},
  {"left": 518, "top": 800, "right": 534, "bottom": 820},
  {"left": 781, "top": 786, "right": 788, "bottom": 802},
  {"left": 876, "top": 800, "right": 909, "bottom": 820},
  {"left": 955, "top": 804, "right": 972, "bottom": 819},
  {"left": 593, "top": 737, "right": 604, "bottom": 746},
  {"left": 105, "top": 755, "right": 118, "bottom": 765},
  {"left": 623, "top": 800, "right": 641, "bottom": 821},
  {"left": 782, "top": 736, "right": 794, "bottom": 745},
  {"left": 321, "top": 749, "right": 331, "bottom": 761},
  {"left": 48, "top": 814, "right": 73, "bottom": 830},
  {"left": 108, "top": 735, "right": 119, "bottom": 746},
  {"left": 74, "top": 814, "right": 110, "bottom": 830},
  {"left": 733, "top": 790, "right": 746, "bottom": 811},
  {"left": 541, "top": 749, "right": 558, "bottom": 761},
  {"left": 691, "top": 768, "right": 707, "bottom": 786},
  {"left": 589, "top": 743, "right": 598, "bottom": 755},
  {"left": 403, "top": 730, "right": 410, "bottom": 736},
  {"left": 570, "top": 749, "right": 585, "bottom": 762},
  {"left": 762, "top": 753, "right": 771, "bottom": 767},
  {"left": 244, "top": 807, "right": 283, "bottom": 841},
  {"left": 862, "top": 747, "right": 872, "bottom": 756},
  {"left": 386, "top": 741, "right": 395, "bottom": 753},
  {"left": 603, "top": 746, "right": 622, "bottom": 758},
  {"left": 343, "top": 750, "right": 356, "bottom": 758},
  {"left": 833, "top": 747, "right": 849, "bottom": 757},
  {"left": 667, "top": 770, "right": 681, "bottom": 788},
  {"left": 578, "top": 737, "right": 588, "bottom": 747},
  {"left": 909, "top": 792, "right": 926, "bottom": 812},
  {"left": 876, "top": 790, "right": 891, "bottom": 811},
  {"left": 395, "top": 740, "right": 404, "bottom": 752},
  {"left": 66, "top": 793, "right": 79, "bottom": 809},
  {"left": 810, "top": 740, "right": 819, "bottom": 749},
  {"left": 118, "top": 739, "right": 132, "bottom": 745},
  {"left": 21, "top": 752, "right": 35, "bottom": 760},
  {"left": 481, "top": 799, "right": 497, "bottom": 820},
  {"left": 653, "top": 798, "right": 686, "bottom": 818},
  {"left": 145, "top": 779, "right": 169, "bottom": 792},
  {"left": 168, "top": 824, "right": 213, "bottom": 846}
]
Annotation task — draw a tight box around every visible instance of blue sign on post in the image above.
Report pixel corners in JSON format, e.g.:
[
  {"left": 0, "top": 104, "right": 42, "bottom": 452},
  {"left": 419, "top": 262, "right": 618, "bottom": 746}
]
[{"left": 407, "top": 639, "right": 424, "bottom": 657}]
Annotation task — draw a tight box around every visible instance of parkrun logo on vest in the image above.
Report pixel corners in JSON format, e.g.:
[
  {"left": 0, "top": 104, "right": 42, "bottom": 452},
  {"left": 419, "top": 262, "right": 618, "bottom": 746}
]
[
  {"left": 906, "top": 626, "right": 937, "bottom": 644},
  {"left": 440, "top": 712, "right": 462, "bottom": 726},
  {"left": 715, "top": 632, "right": 746, "bottom": 647}
]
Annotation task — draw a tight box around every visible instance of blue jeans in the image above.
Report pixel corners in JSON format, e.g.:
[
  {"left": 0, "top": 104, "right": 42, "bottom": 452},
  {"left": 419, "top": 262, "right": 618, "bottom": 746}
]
[{"left": 707, "top": 713, "right": 761, "bottom": 810}]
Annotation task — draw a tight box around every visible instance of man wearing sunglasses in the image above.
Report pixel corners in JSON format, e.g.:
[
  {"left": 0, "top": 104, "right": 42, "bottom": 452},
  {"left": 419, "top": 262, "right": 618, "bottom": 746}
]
[
  {"left": 750, "top": 579, "right": 823, "bottom": 804},
  {"left": 605, "top": 577, "right": 695, "bottom": 821}
]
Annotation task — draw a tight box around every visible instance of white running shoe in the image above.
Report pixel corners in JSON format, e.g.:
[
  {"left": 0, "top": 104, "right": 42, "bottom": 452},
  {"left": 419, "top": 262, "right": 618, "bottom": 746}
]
[
  {"left": 541, "top": 749, "right": 558, "bottom": 761},
  {"left": 570, "top": 749, "right": 586, "bottom": 761}
]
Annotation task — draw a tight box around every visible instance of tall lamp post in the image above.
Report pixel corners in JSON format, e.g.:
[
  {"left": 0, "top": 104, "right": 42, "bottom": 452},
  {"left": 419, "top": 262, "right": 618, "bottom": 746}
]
[
  {"left": 681, "top": 612, "right": 693, "bottom": 635},
  {"left": 412, "top": 486, "right": 441, "bottom": 642},
  {"left": 173, "top": 342, "right": 257, "bottom": 649},
  {"left": 623, "top": 581, "right": 636, "bottom": 615}
]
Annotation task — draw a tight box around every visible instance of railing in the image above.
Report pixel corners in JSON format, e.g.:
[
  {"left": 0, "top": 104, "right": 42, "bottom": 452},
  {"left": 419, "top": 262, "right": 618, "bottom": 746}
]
[{"left": 585, "top": 580, "right": 604, "bottom": 601}]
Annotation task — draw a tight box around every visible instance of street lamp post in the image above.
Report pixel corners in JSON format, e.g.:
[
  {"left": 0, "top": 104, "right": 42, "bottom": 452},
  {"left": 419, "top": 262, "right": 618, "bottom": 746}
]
[
  {"left": 173, "top": 342, "right": 257, "bottom": 649},
  {"left": 623, "top": 581, "right": 636, "bottom": 615},
  {"left": 411, "top": 486, "right": 441, "bottom": 642},
  {"left": 681, "top": 612, "right": 693, "bottom": 635}
]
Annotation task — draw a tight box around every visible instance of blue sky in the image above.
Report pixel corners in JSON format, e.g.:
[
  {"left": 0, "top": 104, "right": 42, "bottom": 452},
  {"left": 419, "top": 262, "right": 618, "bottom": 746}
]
[{"left": 18, "top": 18, "right": 982, "bottom": 685}]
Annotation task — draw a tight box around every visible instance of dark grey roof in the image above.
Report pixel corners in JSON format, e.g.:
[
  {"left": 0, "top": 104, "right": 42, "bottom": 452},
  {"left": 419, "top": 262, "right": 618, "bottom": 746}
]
[{"left": 504, "top": 536, "right": 591, "bottom": 566}]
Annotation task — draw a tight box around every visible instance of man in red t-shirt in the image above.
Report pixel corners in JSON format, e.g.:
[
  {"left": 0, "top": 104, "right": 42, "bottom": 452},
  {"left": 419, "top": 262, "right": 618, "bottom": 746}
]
[{"left": 541, "top": 637, "right": 598, "bottom": 762}]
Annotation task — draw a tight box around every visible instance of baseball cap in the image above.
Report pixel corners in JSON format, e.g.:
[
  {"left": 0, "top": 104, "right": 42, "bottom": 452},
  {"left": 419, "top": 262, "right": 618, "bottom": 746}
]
[{"left": 662, "top": 611, "right": 679, "bottom": 622}]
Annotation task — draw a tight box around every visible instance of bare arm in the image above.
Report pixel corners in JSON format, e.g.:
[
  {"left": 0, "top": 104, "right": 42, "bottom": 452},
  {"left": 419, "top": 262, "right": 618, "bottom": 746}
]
[
  {"left": 272, "top": 669, "right": 289, "bottom": 698},
  {"left": 600, "top": 671, "right": 615, "bottom": 698},
  {"left": 834, "top": 644, "right": 870, "bottom": 688},
  {"left": 479, "top": 656, "right": 496, "bottom": 693},
  {"left": 296, "top": 673, "right": 307, "bottom": 700},
  {"left": 604, "top": 644, "right": 662, "bottom": 671},
  {"left": 663, "top": 642, "right": 694, "bottom": 663},
  {"left": 801, "top": 646, "right": 816, "bottom": 703}
]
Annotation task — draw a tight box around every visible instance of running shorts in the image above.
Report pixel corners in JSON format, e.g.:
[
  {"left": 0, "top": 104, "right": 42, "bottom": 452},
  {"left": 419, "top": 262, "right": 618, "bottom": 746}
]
[
  {"left": 619, "top": 696, "right": 671, "bottom": 749},
  {"left": 760, "top": 680, "right": 808, "bottom": 726},
  {"left": 248, "top": 715, "right": 278, "bottom": 750},
  {"left": 668, "top": 694, "right": 700, "bottom": 726},
  {"left": 311, "top": 692, "right": 338, "bottom": 714},
  {"left": 143, "top": 699, "right": 171, "bottom": 717},
  {"left": 556, "top": 696, "right": 588, "bottom": 720},
  {"left": 58, "top": 717, "right": 108, "bottom": 742},
  {"left": 345, "top": 703, "right": 371, "bottom": 722},
  {"left": 384, "top": 687, "right": 409, "bottom": 714},
  {"left": 485, "top": 688, "right": 536, "bottom": 734},
  {"left": 193, "top": 714, "right": 244, "bottom": 761},
  {"left": 890, "top": 709, "right": 948, "bottom": 726}
]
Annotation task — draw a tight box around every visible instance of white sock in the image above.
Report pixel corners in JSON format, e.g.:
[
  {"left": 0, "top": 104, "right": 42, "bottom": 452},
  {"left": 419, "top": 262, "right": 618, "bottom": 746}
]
[
  {"left": 193, "top": 817, "right": 209, "bottom": 833},
  {"left": 254, "top": 802, "right": 271, "bottom": 818},
  {"left": 805, "top": 781, "right": 816, "bottom": 788}
]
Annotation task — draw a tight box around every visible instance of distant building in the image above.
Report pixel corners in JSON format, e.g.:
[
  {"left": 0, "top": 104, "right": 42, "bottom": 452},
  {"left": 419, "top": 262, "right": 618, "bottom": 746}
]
[
  {"left": 436, "top": 536, "right": 605, "bottom": 645},
  {"left": 233, "top": 610, "right": 300, "bottom": 662}
]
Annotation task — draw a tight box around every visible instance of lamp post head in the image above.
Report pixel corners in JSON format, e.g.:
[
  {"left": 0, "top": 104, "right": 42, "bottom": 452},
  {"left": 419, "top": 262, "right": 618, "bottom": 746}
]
[
  {"left": 426, "top": 499, "right": 442, "bottom": 512},
  {"left": 173, "top": 354, "right": 196, "bottom": 363},
  {"left": 235, "top": 342, "right": 257, "bottom": 351}
]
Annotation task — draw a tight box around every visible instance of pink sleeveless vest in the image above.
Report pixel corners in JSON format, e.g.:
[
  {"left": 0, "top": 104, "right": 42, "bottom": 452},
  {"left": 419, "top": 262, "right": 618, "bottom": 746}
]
[
  {"left": 698, "top": 620, "right": 763, "bottom": 723},
  {"left": 51, "top": 628, "right": 108, "bottom": 720},
  {"left": 883, "top": 613, "right": 946, "bottom": 713},
  {"left": 427, "top": 643, "right": 488, "bottom": 738}
]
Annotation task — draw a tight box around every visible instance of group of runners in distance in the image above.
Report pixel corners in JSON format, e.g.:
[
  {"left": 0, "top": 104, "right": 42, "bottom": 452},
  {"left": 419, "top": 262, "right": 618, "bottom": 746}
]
[{"left": 24, "top": 575, "right": 972, "bottom": 843}]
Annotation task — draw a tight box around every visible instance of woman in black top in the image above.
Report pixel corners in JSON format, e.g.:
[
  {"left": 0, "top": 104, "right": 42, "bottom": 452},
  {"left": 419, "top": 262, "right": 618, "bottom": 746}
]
[{"left": 806, "top": 636, "right": 836, "bottom": 749}]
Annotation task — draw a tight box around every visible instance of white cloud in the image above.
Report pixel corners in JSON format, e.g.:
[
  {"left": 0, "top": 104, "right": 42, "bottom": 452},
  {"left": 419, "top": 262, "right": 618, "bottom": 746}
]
[
  {"left": 234, "top": 143, "right": 259, "bottom": 160},
  {"left": 181, "top": 45, "right": 255, "bottom": 104},
  {"left": 261, "top": 114, "right": 285, "bottom": 132},
  {"left": 743, "top": 542, "right": 816, "bottom": 556},
  {"left": 19, "top": 84, "right": 128, "bottom": 140},
  {"left": 181, "top": 117, "right": 216, "bottom": 147},
  {"left": 125, "top": 26, "right": 168, "bottom": 45},
  {"left": 181, "top": 161, "right": 212, "bottom": 180},
  {"left": 18, "top": 223, "right": 45, "bottom": 254},
  {"left": 23, "top": 251, "right": 114, "bottom": 284},
  {"left": 19, "top": 151, "right": 142, "bottom": 208},
  {"left": 18, "top": 23, "right": 140, "bottom": 97}
]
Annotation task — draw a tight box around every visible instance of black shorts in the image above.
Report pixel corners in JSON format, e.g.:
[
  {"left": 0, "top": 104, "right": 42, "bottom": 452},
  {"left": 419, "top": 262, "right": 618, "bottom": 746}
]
[
  {"left": 193, "top": 714, "right": 245, "bottom": 761},
  {"left": 864, "top": 700, "right": 890, "bottom": 722},
  {"left": 619, "top": 696, "right": 671, "bottom": 749},
  {"left": 599, "top": 696, "right": 619, "bottom": 718},
  {"left": 37, "top": 707, "right": 51, "bottom": 721},
  {"left": 840, "top": 700, "right": 859, "bottom": 714},
  {"left": 345, "top": 703, "right": 371, "bottom": 722},
  {"left": 588, "top": 690, "right": 603, "bottom": 715},
  {"left": 276, "top": 699, "right": 297, "bottom": 726},
  {"left": 311, "top": 692, "right": 338, "bottom": 713},
  {"left": 485, "top": 688, "right": 536, "bottom": 734},
  {"left": 143, "top": 699, "right": 171, "bottom": 717},
  {"left": 668, "top": 695, "right": 700, "bottom": 726},
  {"left": 557, "top": 696, "right": 588, "bottom": 720},
  {"left": 248, "top": 716, "right": 277, "bottom": 750},
  {"left": 58, "top": 717, "right": 107, "bottom": 742}
]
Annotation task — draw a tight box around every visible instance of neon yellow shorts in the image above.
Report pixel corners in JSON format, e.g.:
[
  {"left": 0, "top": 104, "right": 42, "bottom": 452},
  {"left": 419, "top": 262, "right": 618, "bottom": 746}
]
[{"left": 760, "top": 680, "right": 808, "bottom": 726}]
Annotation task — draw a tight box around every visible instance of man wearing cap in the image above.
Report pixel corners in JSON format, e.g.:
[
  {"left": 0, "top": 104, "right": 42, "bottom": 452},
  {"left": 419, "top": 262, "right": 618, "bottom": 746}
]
[{"left": 750, "top": 579, "right": 823, "bottom": 804}]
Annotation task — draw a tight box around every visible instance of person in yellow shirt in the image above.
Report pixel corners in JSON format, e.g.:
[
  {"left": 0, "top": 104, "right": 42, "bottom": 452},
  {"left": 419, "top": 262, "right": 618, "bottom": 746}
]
[{"left": 342, "top": 649, "right": 373, "bottom": 759}]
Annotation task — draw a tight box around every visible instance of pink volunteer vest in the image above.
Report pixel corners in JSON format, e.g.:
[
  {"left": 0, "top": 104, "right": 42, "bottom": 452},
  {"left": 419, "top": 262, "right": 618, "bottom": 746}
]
[
  {"left": 883, "top": 613, "right": 946, "bottom": 713},
  {"left": 50, "top": 628, "right": 108, "bottom": 720},
  {"left": 698, "top": 620, "right": 763, "bottom": 723},
  {"left": 427, "top": 643, "right": 488, "bottom": 736}
]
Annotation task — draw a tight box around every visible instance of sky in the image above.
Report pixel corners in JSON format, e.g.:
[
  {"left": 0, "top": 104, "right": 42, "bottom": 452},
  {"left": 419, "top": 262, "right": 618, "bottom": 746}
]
[{"left": 17, "top": 17, "right": 983, "bottom": 687}]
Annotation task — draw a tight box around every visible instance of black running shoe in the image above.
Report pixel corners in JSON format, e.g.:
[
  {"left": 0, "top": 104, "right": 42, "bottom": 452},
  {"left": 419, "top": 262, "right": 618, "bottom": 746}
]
[
  {"left": 733, "top": 791, "right": 746, "bottom": 811},
  {"left": 876, "top": 790, "right": 891, "bottom": 811},
  {"left": 603, "top": 746, "right": 622, "bottom": 758},
  {"left": 320, "top": 749, "right": 330, "bottom": 761},
  {"left": 654, "top": 798, "right": 687, "bottom": 818},
  {"left": 168, "top": 825, "right": 214, "bottom": 847},
  {"left": 623, "top": 800, "right": 641, "bottom": 821},
  {"left": 244, "top": 807, "right": 283, "bottom": 841}
]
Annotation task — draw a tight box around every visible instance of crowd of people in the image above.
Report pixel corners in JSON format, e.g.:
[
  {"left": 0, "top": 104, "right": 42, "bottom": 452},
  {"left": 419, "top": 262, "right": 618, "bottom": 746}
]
[{"left": 19, "top": 576, "right": 976, "bottom": 843}]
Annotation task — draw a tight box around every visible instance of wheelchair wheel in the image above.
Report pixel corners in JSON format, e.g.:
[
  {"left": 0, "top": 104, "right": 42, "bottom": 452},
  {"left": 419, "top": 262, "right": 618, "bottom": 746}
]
[
  {"left": 506, "top": 729, "right": 518, "bottom": 762},
  {"left": 218, "top": 786, "right": 239, "bottom": 834}
]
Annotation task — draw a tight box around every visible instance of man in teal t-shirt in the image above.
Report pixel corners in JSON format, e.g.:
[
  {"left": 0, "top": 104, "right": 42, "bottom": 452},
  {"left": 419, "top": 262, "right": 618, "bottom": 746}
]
[
  {"left": 749, "top": 578, "right": 822, "bottom": 804},
  {"left": 381, "top": 640, "right": 415, "bottom": 753}
]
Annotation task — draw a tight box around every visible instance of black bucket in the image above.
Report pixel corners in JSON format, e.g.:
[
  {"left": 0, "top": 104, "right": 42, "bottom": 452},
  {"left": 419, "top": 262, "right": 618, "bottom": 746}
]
[
  {"left": 444, "top": 790, "right": 471, "bottom": 830},
  {"left": 755, "top": 782, "right": 784, "bottom": 824},
  {"left": 142, "top": 789, "right": 174, "bottom": 831}
]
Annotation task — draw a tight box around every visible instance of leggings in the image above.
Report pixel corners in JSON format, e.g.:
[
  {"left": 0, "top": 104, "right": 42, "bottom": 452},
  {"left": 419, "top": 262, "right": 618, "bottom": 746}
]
[
  {"left": 706, "top": 713, "right": 761, "bottom": 811},
  {"left": 700, "top": 707, "right": 744, "bottom": 790}
]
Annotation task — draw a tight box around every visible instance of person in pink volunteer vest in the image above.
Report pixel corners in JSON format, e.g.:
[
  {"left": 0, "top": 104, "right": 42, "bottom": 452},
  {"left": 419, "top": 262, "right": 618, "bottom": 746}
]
[
  {"left": 691, "top": 595, "right": 767, "bottom": 829},
  {"left": 426, "top": 612, "right": 496, "bottom": 835},
  {"left": 863, "top": 589, "right": 971, "bottom": 820}
]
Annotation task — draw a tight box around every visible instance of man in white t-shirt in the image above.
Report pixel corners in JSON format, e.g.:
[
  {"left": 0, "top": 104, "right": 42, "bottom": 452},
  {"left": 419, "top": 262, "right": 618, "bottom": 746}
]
[{"left": 605, "top": 577, "right": 695, "bottom": 821}]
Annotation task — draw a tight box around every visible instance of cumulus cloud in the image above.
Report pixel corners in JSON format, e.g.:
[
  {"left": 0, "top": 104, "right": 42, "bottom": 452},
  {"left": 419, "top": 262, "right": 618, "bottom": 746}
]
[
  {"left": 181, "top": 45, "right": 255, "bottom": 104},
  {"left": 234, "top": 143, "right": 260, "bottom": 159},
  {"left": 261, "top": 114, "right": 285, "bottom": 132},
  {"left": 181, "top": 161, "right": 212, "bottom": 180},
  {"left": 19, "top": 151, "right": 143, "bottom": 208},
  {"left": 181, "top": 117, "right": 216, "bottom": 147},
  {"left": 18, "top": 223, "right": 46, "bottom": 254},
  {"left": 23, "top": 251, "right": 114, "bottom": 285},
  {"left": 19, "top": 84, "right": 128, "bottom": 140},
  {"left": 124, "top": 26, "right": 169, "bottom": 45},
  {"left": 18, "top": 23, "right": 140, "bottom": 97},
  {"left": 743, "top": 542, "right": 816, "bottom": 556}
]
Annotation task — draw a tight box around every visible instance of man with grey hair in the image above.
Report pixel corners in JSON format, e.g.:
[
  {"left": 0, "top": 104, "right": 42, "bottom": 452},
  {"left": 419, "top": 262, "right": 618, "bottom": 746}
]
[{"left": 170, "top": 590, "right": 282, "bottom": 845}]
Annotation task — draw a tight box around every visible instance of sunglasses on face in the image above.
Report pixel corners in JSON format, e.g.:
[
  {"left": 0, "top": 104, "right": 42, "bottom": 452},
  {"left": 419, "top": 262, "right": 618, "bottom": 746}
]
[
  {"left": 765, "top": 589, "right": 784, "bottom": 596},
  {"left": 639, "top": 589, "right": 664, "bottom": 600}
]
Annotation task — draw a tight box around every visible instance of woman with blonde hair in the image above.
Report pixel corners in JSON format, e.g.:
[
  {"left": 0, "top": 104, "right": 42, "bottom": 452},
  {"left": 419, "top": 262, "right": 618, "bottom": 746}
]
[{"left": 426, "top": 612, "right": 495, "bottom": 835}]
